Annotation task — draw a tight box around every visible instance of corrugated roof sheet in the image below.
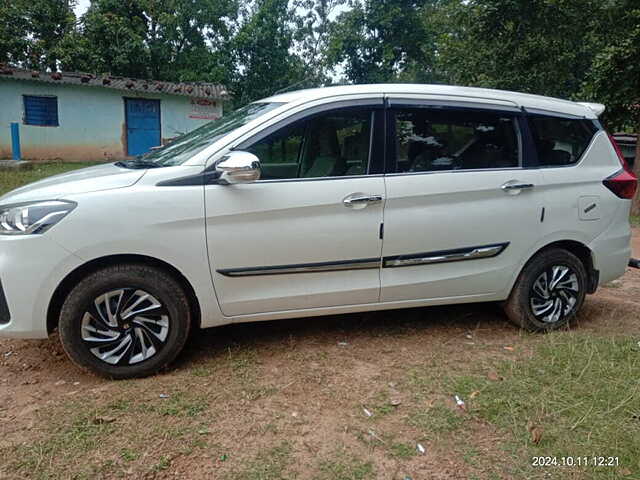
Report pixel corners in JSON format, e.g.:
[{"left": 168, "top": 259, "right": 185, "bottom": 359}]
[{"left": 0, "top": 64, "right": 228, "bottom": 99}]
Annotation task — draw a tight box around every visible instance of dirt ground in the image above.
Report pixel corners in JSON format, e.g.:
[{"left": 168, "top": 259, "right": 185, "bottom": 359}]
[{"left": 1, "top": 233, "right": 639, "bottom": 479}]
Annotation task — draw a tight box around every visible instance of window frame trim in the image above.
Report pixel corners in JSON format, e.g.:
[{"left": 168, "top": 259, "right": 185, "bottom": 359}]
[
  {"left": 525, "top": 112, "right": 602, "bottom": 170},
  {"left": 384, "top": 102, "right": 526, "bottom": 175},
  {"left": 230, "top": 99, "right": 385, "bottom": 183}
]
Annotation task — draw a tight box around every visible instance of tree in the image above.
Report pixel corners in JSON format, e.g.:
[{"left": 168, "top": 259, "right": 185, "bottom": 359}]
[
  {"left": 61, "top": 0, "right": 150, "bottom": 77},
  {"left": 231, "top": 0, "right": 307, "bottom": 105},
  {"left": 328, "top": 0, "right": 437, "bottom": 84},
  {"left": 293, "top": 0, "right": 347, "bottom": 84},
  {"left": 579, "top": 1, "right": 640, "bottom": 214},
  {"left": 0, "top": 0, "right": 76, "bottom": 71},
  {"left": 436, "top": 0, "right": 604, "bottom": 98},
  {"left": 26, "top": 0, "right": 77, "bottom": 71},
  {"left": 0, "top": 0, "right": 31, "bottom": 66},
  {"left": 143, "top": 0, "right": 238, "bottom": 82},
  {"left": 58, "top": 0, "right": 238, "bottom": 83}
]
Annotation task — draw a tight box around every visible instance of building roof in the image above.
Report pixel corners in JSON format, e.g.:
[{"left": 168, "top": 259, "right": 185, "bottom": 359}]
[
  {"left": 263, "top": 84, "right": 603, "bottom": 119},
  {"left": 613, "top": 133, "right": 637, "bottom": 143},
  {"left": 0, "top": 64, "right": 228, "bottom": 99}
]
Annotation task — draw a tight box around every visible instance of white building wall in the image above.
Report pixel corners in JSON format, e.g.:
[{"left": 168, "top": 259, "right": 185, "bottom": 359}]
[{"left": 0, "top": 79, "right": 223, "bottom": 161}]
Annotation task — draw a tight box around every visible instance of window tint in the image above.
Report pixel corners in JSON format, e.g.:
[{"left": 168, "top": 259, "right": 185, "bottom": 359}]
[
  {"left": 23, "top": 95, "right": 59, "bottom": 126},
  {"left": 393, "top": 108, "right": 520, "bottom": 172},
  {"left": 246, "top": 109, "right": 372, "bottom": 180},
  {"left": 143, "top": 102, "right": 283, "bottom": 166},
  {"left": 529, "top": 116, "right": 598, "bottom": 166}
]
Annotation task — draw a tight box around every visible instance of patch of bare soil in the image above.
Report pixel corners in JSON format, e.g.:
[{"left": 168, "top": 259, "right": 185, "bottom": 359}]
[{"left": 1, "top": 230, "right": 639, "bottom": 479}]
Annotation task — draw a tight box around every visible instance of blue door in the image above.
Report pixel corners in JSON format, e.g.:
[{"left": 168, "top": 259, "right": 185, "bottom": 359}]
[{"left": 125, "top": 99, "right": 161, "bottom": 156}]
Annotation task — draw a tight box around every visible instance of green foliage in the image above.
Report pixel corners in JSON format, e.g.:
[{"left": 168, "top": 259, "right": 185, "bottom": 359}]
[
  {"left": 328, "top": 0, "right": 437, "bottom": 83},
  {"left": 0, "top": 0, "right": 30, "bottom": 66},
  {"left": 231, "top": 0, "right": 307, "bottom": 105},
  {"left": 57, "top": 0, "right": 238, "bottom": 84},
  {"left": 2, "top": 0, "right": 640, "bottom": 132},
  {"left": 0, "top": 0, "right": 76, "bottom": 70},
  {"left": 293, "top": 0, "right": 347, "bottom": 84},
  {"left": 579, "top": 1, "right": 640, "bottom": 131},
  {"left": 435, "top": 0, "right": 604, "bottom": 98}
]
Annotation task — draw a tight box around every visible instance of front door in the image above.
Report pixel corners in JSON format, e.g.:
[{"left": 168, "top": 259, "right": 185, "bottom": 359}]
[
  {"left": 125, "top": 98, "right": 161, "bottom": 156},
  {"left": 205, "top": 105, "right": 385, "bottom": 317},
  {"left": 381, "top": 102, "right": 544, "bottom": 302}
]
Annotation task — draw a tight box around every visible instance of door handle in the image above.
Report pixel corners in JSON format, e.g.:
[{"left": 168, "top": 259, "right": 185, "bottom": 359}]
[
  {"left": 501, "top": 183, "right": 534, "bottom": 191},
  {"left": 343, "top": 193, "right": 384, "bottom": 207}
]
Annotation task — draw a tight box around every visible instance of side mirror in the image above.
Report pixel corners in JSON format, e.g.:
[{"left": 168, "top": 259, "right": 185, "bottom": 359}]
[{"left": 215, "top": 151, "right": 261, "bottom": 185}]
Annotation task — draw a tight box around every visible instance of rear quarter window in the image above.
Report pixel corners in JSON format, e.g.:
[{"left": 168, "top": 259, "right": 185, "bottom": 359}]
[{"left": 528, "top": 116, "right": 598, "bottom": 167}]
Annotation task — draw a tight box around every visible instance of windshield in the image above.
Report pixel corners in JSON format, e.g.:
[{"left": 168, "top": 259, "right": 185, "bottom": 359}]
[{"left": 139, "top": 102, "right": 285, "bottom": 166}]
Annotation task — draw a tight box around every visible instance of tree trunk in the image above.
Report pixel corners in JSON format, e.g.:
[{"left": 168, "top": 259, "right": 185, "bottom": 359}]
[{"left": 632, "top": 127, "right": 640, "bottom": 217}]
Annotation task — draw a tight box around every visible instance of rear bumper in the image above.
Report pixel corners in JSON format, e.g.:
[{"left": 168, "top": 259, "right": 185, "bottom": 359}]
[
  {"left": 0, "top": 235, "right": 82, "bottom": 339},
  {"left": 589, "top": 205, "right": 632, "bottom": 286}
]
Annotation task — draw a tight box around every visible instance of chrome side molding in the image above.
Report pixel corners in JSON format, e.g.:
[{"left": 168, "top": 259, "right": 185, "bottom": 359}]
[
  {"left": 383, "top": 243, "right": 509, "bottom": 268},
  {"left": 218, "top": 258, "right": 381, "bottom": 277},
  {"left": 217, "top": 243, "right": 509, "bottom": 277}
]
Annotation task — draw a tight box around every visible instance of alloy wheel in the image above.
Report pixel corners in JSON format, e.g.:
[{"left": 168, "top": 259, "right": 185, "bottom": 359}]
[
  {"left": 529, "top": 265, "right": 580, "bottom": 324},
  {"left": 80, "top": 288, "right": 170, "bottom": 365}
]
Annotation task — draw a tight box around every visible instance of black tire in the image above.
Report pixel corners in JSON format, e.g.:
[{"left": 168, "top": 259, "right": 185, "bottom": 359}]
[
  {"left": 504, "top": 248, "right": 587, "bottom": 332},
  {"left": 58, "top": 263, "right": 191, "bottom": 379}
]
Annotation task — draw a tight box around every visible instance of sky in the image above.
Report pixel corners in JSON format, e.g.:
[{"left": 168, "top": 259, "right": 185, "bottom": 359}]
[{"left": 74, "top": 0, "right": 90, "bottom": 17}]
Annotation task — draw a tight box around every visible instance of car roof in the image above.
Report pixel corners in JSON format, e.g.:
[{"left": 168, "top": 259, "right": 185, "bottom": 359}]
[{"left": 261, "top": 84, "right": 602, "bottom": 119}]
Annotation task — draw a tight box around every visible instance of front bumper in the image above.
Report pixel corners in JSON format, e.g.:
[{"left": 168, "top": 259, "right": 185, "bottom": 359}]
[{"left": 0, "top": 235, "right": 83, "bottom": 338}]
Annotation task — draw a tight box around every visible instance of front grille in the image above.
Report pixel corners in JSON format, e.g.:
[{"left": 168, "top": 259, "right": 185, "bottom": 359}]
[{"left": 0, "top": 280, "right": 10, "bottom": 324}]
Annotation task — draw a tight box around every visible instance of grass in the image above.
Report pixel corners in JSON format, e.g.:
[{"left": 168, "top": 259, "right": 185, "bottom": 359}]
[
  {"left": 9, "top": 405, "right": 119, "bottom": 479},
  {"left": 443, "top": 334, "right": 640, "bottom": 479},
  {"left": 0, "top": 161, "right": 100, "bottom": 196},
  {"left": 229, "top": 443, "right": 292, "bottom": 480},
  {"left": 314, "top": 451, "right": 375, "bottom": 480},
  {"left": 631, "top": 215, "right": 640, "bottom": 227},
  {"left": 388, "top": 442, "right": 417, "bottom": 458}
]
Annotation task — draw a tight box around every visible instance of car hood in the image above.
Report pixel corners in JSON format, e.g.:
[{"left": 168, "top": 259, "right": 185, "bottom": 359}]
[{"left": 0, "top": 163, "right": 146, "bottom": 204}]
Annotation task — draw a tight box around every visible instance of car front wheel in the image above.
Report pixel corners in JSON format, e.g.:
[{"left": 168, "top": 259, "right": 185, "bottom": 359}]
[
  {"left": 58, "top": 264, "right": 191, "bottom": 379},
  {"left": 504, "top": 248, "right": 587, "bottom": 332}
]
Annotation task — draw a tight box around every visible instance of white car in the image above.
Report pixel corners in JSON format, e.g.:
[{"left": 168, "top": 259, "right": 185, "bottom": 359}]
[{"left": 0, "top": 84, "right": 636, "bottom": 378}]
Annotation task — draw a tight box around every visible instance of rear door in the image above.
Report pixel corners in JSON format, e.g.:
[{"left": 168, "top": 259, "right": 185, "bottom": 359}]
[
  {"left": 125, "top": 98, "right": 161, "bottom": 156},
  {"left": 381, "top": 98, "right": 544, "bottom": 302}
]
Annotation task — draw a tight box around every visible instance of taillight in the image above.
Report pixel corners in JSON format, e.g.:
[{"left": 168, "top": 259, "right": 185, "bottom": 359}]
[
  {"left": 603, "top": 133, "right": 637, "bottom": 199},
  {"left": 603, "top": 169, "right": 638, "bottom": 199},
  {"left": 608, "top": 133, "right": 633, "bottom": 173}
]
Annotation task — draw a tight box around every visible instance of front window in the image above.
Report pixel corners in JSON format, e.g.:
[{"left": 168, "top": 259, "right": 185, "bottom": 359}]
[
  {"left": 139, "top": 102, "right": 284, "bottom": 166},
  {"left": 245, "top": 108, "right": 373, "bottom": 180}
]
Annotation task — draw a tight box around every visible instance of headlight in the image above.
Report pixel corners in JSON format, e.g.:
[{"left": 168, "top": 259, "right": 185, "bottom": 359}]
[{"left": 0, "top": 201, "right": 77, "bottom": 235}]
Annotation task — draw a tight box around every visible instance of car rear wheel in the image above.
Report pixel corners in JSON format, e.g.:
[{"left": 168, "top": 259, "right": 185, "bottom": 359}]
[
  {"left": 504, "top": 248, "right": 587, "bottom": 332},
  {"left": 58, "top": 264, "right": 191, "bottom": 379}
]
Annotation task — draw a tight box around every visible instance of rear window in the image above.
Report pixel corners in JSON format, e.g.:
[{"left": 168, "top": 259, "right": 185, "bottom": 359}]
[{"left": 528, "top": 116, "right": 598, "bottom": 167}]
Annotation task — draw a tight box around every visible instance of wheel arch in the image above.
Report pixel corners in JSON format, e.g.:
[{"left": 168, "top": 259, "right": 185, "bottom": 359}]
[
  {"left": 518, "top": 240, "right": 597, "bottom": 294},
  {"left": 47, "top": 254, "right": 202, "bottom": 335}
]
